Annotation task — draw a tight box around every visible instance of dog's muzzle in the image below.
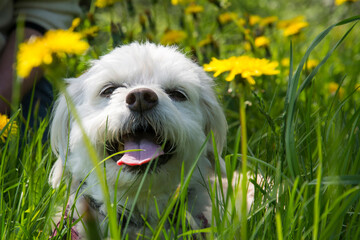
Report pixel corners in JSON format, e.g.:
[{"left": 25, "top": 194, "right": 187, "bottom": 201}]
[{"left": 106, "top": 88, "right": 174, "bottom": 171}]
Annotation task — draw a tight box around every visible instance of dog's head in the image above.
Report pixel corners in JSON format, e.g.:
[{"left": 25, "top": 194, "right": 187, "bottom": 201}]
[{"left": 51, "top": 42, "right": 226, "bottom": 192}]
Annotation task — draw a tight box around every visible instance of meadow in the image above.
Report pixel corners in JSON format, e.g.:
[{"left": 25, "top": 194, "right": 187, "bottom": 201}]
[{"left": 1, "top": 0, "right": 360, "bottom": 239}]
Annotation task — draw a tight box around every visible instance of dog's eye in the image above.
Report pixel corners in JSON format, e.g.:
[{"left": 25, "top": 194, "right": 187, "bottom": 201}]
[
  {"left": 100, "top": 84, "right": 125, "bottom": 98},
  {"left": 166, "top": 89, "right": 188, "bottom": 102},
  {"left": 100, "top": 86, "right": 118, "bottom": 97}
]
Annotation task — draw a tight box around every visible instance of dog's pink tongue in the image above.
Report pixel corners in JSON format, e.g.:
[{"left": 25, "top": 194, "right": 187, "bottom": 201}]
[{"left": 117, "top": 139, "right": 164, "bottom": 166}]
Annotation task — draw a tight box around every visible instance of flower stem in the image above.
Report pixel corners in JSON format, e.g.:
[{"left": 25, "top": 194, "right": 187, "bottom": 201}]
[{"left": 239, "top": 83, "right": 248, "bottom": 239}]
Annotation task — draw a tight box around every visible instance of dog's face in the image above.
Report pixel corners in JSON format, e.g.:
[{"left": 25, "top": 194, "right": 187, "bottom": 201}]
[{"left": 51, "top": 43, "right": 226, "bottom": 200}]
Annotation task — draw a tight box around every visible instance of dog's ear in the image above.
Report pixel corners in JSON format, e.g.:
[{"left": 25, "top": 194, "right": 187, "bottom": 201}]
[
  {"left": 198, "top": 70, "right": 227, "bottom": 172},
  {"left": 199, "top": 73, "right": 227, "bottom": 152},
  {"left": 50, "top": 93, "right": 70, "bottom": 161},
  {"left": 49, "top": 93, "right": 69, "bottom": 188},
  {"left": 50, "top": 77, "right": 84, "bottom": 169},
  {"left": 49, "top": 77, "right": 84, "bottom": 187},
  {"left": 201, "top": 92, "right": 227, "bottom": 152}
]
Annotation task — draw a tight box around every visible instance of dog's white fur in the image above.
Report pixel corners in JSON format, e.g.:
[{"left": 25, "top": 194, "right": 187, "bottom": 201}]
[{"left": 49, "top": 42, "right": 228, "bottom": 238}]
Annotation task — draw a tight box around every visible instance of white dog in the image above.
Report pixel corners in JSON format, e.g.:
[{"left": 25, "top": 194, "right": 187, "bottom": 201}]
[{"left": 49, "top": 42, "right": 228, "bottom": 239}]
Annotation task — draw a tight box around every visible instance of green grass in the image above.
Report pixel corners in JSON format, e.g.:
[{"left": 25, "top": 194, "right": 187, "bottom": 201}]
[{"left": 1, "top": 0, "right": 360, "bottom": 239}]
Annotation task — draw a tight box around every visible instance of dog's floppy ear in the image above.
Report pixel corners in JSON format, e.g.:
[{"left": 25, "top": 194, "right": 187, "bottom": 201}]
[
  {"left": 50, "top": 77, "right": 84, "bottom": 160},
  {"left": 50, "top": 93, "right": 70, "bottom": 161},
  {"left": 50, "top": 76, "right": 83, "bottom": 167},
  {"left": 49, "top": 77, "right": 84, "bottom": 188},
  {"left": 198, "top": 69, "right": 227, "bottom": 171},
  {"left": 201, "top": 91, "right": 227, "bottom": 153},
  {"left": 49, "top": 93, "right": 69, "bottom": 188}
]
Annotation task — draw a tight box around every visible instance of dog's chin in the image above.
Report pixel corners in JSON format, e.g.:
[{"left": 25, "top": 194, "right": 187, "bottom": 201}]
[{"left": 105, "top": 125, "right": 175, "bottom": 174}]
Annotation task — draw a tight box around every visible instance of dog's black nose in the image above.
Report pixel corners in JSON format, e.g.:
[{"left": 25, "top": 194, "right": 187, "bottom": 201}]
[{"left": 126, "top": 88, "right": 158, "bottom": 112}]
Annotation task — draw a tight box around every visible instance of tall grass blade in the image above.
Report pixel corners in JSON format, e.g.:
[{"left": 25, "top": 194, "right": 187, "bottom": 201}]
[{"left": 283, "top": 16, "right": 360, "bottom": 180}]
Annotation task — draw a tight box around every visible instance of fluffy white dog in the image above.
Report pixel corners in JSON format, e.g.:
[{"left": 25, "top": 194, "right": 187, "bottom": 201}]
[{"left": 49, "top": 42, "right": 228, "bottom": 239}]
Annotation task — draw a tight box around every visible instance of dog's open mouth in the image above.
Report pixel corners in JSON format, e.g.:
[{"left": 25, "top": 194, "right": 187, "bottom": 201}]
[{"left": 106, "top": 127, "right": 173, "bottom": 169}]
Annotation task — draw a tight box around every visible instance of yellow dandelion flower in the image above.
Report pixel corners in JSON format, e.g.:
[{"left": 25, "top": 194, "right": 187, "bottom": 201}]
[
  {"left": 335, "top": 0, "right": 358, "bottom": 5},
  {"left": 278, "top": 16, "right": 308, "bottom": 37},
  {"left": 171, "top": 0, "right": 193, "bottom": 5},
  {"left": 235, "top": 18, "right": 246, "bottom": 27},
  {"left": 283, "top": 21, "right": 309, "bottom": 36},
  {"left": 277, "top": 16, "right": 305, "bottom": 29},
  {"left": 304, "top": 59, "right": 319, "bottom": 69},
  {"left": 17, "top": 29, "right": 89, "bottom": 78},
  {"left": 203, "top": 56, "right": 280, "bottom": 85},
  {"left": 0, "top": 114, "right": 18, "bottom": 143},
  {"left": 218, "top": 12, "right": 238, "bottom": 24},
  {"left": 260, "top": 16, "right": 278, "bottom": 26},
  {"left": 328, "top": 82, "right": 345, "bottom": 99},
  {"left": 95, "top": 0, "right": 121, "bottom": 8},
  {"left": 255, "top": 36, "right": 270, "bottom": 47},
  {"left": 16, "top": 37, "right": 52, "bottom": 78},
  {"left": 281, "top": 58, "right": 290, "bottom": 67},
  {"left": 160, "top": 30, "right": 187, "bottom": 45},
  {"left": 243, "top": 42, "right": 252, "bottom": 52},
  {"left": 244, "top": 28, "right": 251, "bottom": 35},
  {"left": 281, "top": 58, "right": 318, "bottom": 70},
  {"left": 185, "top": 4, "right": 203, "bottom": 14},
  {"left": 45, "top": 30, "right": 89, "bottom": 55},
  {"left": 249, "top": 15, "right": 261, "bottom": 26},
  {"left": 69, "top": 17, "right": 81, "bottom": 31},
  {"left": 81, "top": 26, "right": 100, "bottom": 37},
  {"left": 198, "top": 34, "right": 213, "bottom": 47}
]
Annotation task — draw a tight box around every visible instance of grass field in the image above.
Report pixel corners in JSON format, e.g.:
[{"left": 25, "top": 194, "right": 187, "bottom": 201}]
[{"left": 1, "top": 0, "right": 360, "bottom": 239}]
